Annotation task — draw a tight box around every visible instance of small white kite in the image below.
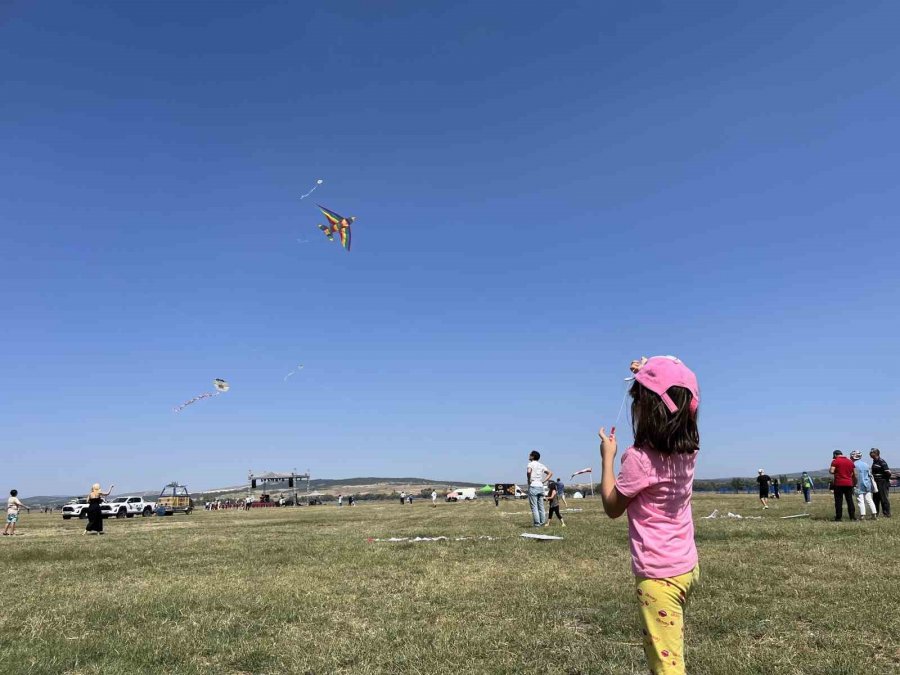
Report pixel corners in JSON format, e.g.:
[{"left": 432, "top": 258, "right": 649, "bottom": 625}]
[
  {"left": 173, "top": 379, "right": 230, "bottom": 413},
  {"left": 300, "top": 179, "right": 323, "bottom": 200}
]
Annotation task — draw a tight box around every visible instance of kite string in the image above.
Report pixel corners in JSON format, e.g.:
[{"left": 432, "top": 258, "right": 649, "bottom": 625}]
[
  {"left": 611, "top": 382, "right": 631, "bottom": 434},
  {"left": 173, "top": 391, "right": 220, "bottom": 413}
]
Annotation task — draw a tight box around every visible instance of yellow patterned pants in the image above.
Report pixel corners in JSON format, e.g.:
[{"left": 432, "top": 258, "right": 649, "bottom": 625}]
[{"left": 635, "top": 565, "right": 700, "bottom": 675}]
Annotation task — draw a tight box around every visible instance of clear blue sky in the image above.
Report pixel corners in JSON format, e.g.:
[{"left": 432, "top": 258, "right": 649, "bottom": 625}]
[{"left": 2, "top": 2, "right": 899, "bottom": 496}]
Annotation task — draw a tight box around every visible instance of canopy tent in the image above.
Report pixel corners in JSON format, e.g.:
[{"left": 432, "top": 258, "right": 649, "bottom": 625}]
[{"left": 478, "top": 484, "right": 494, "bottom": 493}]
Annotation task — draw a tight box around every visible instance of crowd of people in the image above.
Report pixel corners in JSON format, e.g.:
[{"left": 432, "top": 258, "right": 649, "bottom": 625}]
[
  {"left": 754, "top": 451, "right": 892, "bottom": 522},
  {"left": 829, "top": 448, "right": 891, "bottom": 521}
]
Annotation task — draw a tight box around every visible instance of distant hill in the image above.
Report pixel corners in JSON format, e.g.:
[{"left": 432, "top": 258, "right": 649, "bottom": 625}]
[
  {"left": 307, "top": 477, "right": 483, "bottom": 489},
  {"left": 20, "top": 477, "right": 486, "bottom": 506}
]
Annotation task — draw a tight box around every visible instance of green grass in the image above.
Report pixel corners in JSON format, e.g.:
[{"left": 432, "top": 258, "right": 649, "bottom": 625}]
[{"left": 1, "top": 494, "right": 898, "bottom": 674}]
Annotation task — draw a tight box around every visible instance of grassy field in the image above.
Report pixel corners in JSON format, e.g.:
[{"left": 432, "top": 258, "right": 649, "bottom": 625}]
[{"left": 1, "top": 493, "right": 898, "bottom": 674}]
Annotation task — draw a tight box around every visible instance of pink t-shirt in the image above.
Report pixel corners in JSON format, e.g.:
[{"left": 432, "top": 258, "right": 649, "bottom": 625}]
[{"left": 616, "top": 445, "right": 698, "bottom": 579}]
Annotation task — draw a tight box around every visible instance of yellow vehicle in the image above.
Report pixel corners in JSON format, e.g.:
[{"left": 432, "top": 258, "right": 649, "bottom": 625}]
[{"left": 155, "top": 482, "right": 194, "bottom": 516}]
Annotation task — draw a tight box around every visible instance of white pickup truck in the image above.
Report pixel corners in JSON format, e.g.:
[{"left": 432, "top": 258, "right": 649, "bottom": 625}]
[{"left": 107, "top": 496, "right": 156, "bottom": 518}]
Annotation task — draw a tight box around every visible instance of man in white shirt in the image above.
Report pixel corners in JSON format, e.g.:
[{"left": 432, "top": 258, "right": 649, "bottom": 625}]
[
  {"left": 431, "top": 491, "right": 437, "bottom": 507},
  {"left": 526, "top": 451, "right": 553, "bottom": 526},
  {"left": 4, "top": 489, "right": 29, "bottom": 536}
]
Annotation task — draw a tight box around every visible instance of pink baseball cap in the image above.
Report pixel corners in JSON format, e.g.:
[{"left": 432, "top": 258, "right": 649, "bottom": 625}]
[{"left": 633, "top": 356, "right": 700, "bottom": 414}]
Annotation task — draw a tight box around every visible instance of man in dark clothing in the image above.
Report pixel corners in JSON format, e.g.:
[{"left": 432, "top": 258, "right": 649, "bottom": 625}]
[
  {"left": 756, "top": 470, "right": 771, "bottom": 509},
  {"left": 772, "top": 477, "right": 781, "bottom": 499},
  {"left": 870, "top": 448, "right": 891, "bottom": 517},
  {"left": 829, "top": 450, "right": 856, "bottom": 521}
]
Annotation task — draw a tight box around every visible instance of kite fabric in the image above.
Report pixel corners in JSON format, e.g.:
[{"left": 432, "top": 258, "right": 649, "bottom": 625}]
[
  {"left": 316, "top": 204, "right": 356, "bottom": 251},
  {"left": 174, "top": 379, "right": 230, "bottom": 413},
  {"left": 571, "top": 468, "right": 593, "bottom": 478},
  {"left": 284, "top": 364, "right": 304, "bottom": 381},
  {"left": 368, "top": 536, "right": 498, "bottom": 543},
  {"left": 300, "top": 179, "right": 323, "bottom": 200},
  {"left": 520, "top": 533, "right": 563, "bottom": 541}
]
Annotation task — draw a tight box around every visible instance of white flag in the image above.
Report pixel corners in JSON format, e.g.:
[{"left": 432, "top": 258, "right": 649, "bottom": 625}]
[{"left": 570, "top": 467, "right": 593, "bottom": 478}]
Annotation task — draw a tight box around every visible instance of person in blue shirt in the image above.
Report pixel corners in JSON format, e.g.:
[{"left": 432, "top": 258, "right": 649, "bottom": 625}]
[{"left": 851, "top": 450, "right": 877, "bottom": 520}]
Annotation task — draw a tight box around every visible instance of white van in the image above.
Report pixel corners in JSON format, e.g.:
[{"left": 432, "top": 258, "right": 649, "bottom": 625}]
[{"left": 446, "top": 488, "right": 477, "bottom": 502}]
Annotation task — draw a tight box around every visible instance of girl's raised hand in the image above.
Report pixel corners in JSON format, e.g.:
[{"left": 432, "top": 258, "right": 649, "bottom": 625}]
[{"left": 598, "top": 427, "right": 617, "bottom": 461}]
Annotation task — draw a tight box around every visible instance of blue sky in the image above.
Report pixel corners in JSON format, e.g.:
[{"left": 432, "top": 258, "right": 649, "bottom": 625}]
[{"left": 2, "top": 2, "right": 899, "bottom": 496}]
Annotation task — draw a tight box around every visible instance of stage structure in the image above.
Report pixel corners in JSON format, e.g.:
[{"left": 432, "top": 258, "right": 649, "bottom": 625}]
[{"left": 247, "top": 469, "right": 311, "bottom": 505}]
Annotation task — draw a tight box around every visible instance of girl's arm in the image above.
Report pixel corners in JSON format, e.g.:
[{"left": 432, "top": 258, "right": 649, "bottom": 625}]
[{"left": 598, "top": 428, "right": 631, "bottom": 519}]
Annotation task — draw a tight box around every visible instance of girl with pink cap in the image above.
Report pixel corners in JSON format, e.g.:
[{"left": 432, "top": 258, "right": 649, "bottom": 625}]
[{"left": 599, "top": 356, "right": 700, "bottom": 675}]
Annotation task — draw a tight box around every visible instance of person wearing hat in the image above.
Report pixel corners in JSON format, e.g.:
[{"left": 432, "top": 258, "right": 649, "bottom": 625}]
[
  {"left": 599, "top": 355, "right": 701, "bottom": 675},
  {"left": 869, "top": 448, "right": 891, "bottom": 517},
  {"left": 851, "top": 450, "right": 877, "bottom": 520},
  {"left": 756, "top": 470, "right": 771, "bottom": 509},
  {"left": 829, "top": 451, "right": 856, "bottom": 521}
]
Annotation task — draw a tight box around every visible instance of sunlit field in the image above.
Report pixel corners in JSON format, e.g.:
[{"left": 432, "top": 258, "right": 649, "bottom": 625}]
[{"left": 1, "top": 493, "right": 897, "bottom": 674}]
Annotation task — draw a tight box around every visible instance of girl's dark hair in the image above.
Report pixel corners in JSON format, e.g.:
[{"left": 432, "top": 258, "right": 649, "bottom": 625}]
[{"left": 630, "top": 381, "right": 699, "bottom": 454}]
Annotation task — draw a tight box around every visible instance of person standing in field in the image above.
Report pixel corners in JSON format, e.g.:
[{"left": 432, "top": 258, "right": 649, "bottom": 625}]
[
  {"left": 801, "top": 472, "right": 814, "bottom": 504},
  {"left": 399, "top": 491, "right": 406, "bottom": 506},
  {"left": 544, "top": 480, "right": 566, "bottom": 527},
  {"left": 870, "top": 448, "right": 891, "bottom": 517},
  {"left": 599, "top": 355, "right": 701, "bottom": 675},
  {"left": 338, "top": 494, "right": 343, "bottom": 507},
  {"left": 431, "top": 490, "right": 437, "bottom": 507},
  {"left": 84, "top": 483, "right": 114, "bottom": 535},
  {"left": 772, "top": 477, "right": 780, "bottom": 499},
  {"left": 829, "top": 450, "right": 856, "bottom": 522},
  {"left": 526, "top": 450, "right": 552, "bottom": 527},
  {"left": 3, "top": 490, "right": 29, "bottom": 536},
  {"left": 556, "top": 478, "right": 568, "bottom": 508},
  {"left": 756, "top": 470, "right": 771, "bottom": 509},
  {"left": 850, "top": 450, "right": 877, "bottom": 520}
]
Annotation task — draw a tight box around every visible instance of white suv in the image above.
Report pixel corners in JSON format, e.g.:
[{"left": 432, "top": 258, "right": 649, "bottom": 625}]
[
  {"left": 108, "top": 496, "right": 156, "bottom": 518},
  {"left": 61, "top": 499, "right": 115, "bottom": 520}
]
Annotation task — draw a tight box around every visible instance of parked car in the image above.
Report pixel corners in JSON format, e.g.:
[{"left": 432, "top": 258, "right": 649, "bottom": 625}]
[
  {"left": 61, "top": 498, "right": 116, "bottom": 520},
  {"left": 108, "top": 496, "right": 156, "bottom": 518},
  {"left": 446, "top": 488, "right": 477, "bottom": 502},
  {"left": 61, "top": 499, "right": 90, "bottom": 520}
]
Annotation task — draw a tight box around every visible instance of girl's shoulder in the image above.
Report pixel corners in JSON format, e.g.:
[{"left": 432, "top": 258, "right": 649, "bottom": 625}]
[{"left": 628, "top": 445, "right": 699, "bottom": 467}]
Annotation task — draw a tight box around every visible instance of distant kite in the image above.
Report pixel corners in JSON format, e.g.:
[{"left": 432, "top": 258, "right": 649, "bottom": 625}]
[
  {"left": 316, "top": 204, "right": 356, "bottom": 251},
  {"left": 300, "top": 179, "right": 324, "bottom": 200},
  {"left": 174, "top": 379, "right": 230, "bottom": 413},
  {"left": 284, "top": 364, "right": 304, "bottom": 382}
]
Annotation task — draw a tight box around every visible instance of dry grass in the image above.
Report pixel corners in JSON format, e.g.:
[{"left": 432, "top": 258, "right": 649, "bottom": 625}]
[{"left": 1, "top": 493, "right": 898, "bottom": 674}]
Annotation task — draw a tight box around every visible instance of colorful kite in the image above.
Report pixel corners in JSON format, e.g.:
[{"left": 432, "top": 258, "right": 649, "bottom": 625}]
[
  {"left": 316, "top": 204, "right": 356, "bottom": 251},
  {"left": 173, "top": 379, "right": 230, "bottom": 413}
]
